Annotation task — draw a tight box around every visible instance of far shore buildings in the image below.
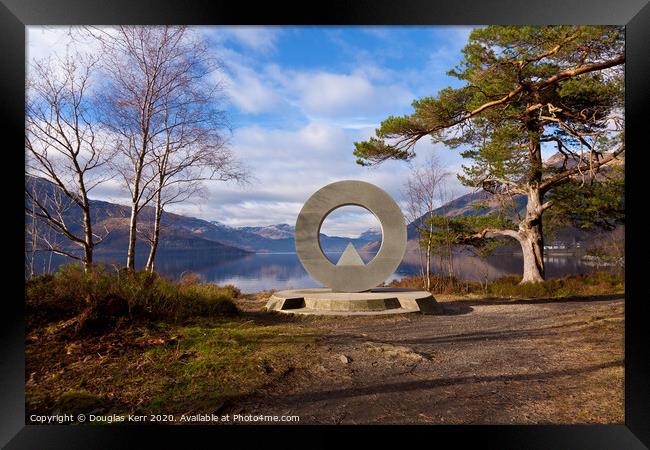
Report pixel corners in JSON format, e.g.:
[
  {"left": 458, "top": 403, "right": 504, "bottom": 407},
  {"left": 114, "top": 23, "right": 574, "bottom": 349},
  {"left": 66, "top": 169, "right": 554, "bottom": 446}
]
[{"left": 545, "top": 241, "right": 584, "bottom": 251}]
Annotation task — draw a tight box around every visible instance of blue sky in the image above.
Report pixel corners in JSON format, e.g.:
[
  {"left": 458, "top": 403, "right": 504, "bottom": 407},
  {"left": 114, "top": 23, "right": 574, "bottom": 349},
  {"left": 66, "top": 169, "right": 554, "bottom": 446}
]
[{"left": 28, "top": 26, "right": 477, "bottom": 237}]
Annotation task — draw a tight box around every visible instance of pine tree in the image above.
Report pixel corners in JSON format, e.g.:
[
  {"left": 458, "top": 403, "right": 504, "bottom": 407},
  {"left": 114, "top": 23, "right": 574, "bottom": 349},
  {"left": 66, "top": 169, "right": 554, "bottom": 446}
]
[{"left": 354, "top": 26, "right": 624, "bottom": 282}]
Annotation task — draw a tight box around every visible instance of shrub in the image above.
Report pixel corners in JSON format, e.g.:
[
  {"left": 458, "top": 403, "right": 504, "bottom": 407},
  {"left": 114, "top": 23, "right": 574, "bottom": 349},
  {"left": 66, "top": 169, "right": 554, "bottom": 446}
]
[
  {"left": 26, "top": 264, "right": 240, "bottom": 331},
  {"left": 388, "top": 274, "right": 477, "bottom": 295},
  {"left": 390, "top": 271, "right": 624, "bottom": 299}
]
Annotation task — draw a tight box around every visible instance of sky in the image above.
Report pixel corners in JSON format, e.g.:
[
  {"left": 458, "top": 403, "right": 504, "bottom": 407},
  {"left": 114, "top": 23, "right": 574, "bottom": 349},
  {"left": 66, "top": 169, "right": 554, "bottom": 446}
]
[{"left": 27, "top": 26, "right": 478, "bottom": 238}]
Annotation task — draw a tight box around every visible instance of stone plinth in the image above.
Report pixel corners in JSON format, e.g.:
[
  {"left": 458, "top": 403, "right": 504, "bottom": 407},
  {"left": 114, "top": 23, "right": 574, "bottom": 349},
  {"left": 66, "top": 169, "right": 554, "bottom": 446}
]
[{"left": 265, "top": 288, "right": 442, "bottom": 316}]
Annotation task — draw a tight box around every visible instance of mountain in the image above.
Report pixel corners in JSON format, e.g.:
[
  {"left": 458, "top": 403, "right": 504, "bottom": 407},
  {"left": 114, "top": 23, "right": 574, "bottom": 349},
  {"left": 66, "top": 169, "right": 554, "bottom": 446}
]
[
  {"left": 406, "top": 190, "right": 525, "bottom": 240},
  {"left": 397, "top": 188, "right": 595, "bottom": 253},
  {"left": 25, "top": 176, "right": 381, "bottom": 257},
  {"left": 221, "top": 224, "right": 381, "bottom": 253},
  {"left": 26, "top": 176, "right": 250, "bottom": 257},
  {"left": 186, "top": 220, "right": 375, "bottom": 253},
  {"left": 359, "top": 227, "right": 382, "bottom": 241},
  {"left": 239, "top": 224, "right": 295, "bottom": 240}
]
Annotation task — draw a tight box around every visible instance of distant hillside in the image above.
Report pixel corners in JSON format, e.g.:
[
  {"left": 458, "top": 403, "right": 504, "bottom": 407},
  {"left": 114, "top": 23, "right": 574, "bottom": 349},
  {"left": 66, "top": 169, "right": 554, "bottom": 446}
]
[
  {"left": 26, "top": 176, "right": 250, "bottom": 258},
  {"left": 359, "top": 228, "right": 382, "bottom": 241},
  {"left": 207, "top": 221, "right": 381, "bottom": 253},
  {"left": 239, "top": 224, "right": 295, "bottom": 240},
  {"left": 406, "top": 190, "right": 528, "bottom": 241},
  {"left": 25, "top": 176, "right": 381, "bottom": 257}
]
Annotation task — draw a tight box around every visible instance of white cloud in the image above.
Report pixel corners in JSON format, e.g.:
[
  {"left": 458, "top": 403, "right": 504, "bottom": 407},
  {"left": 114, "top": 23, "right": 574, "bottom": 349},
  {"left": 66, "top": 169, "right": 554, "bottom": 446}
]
[
  {"left": 431, "top": 27, "right": 474, "bottom": 61},
  {"left": 27, "top": 27, "right": 68, "bottom": 63},
  {"left": 200, "top": 30, "right": 417, "bottom": 122},
  {"left": 199, "top": 26, "right": 282, "bottom": 54},
  {"left": 162, "top": 121, "right": 443, "bottom": 236},
  {"left": 320, "top": 206, "right": 381, "bottom": 238},
  {"left": 273, "top": 69, "right": 414, "bottom": 119},
  {"left": 26, "top": 26, "right": 105, "bottom": 82},
  {"left": 220, "top": 64, "right": 282, "bottom": 114},
  {"left": 98, "top": 118, "right": 473, "bottom": 237},
  {"left": 293, "top": 72, "right": 374, "bottom": 115}
]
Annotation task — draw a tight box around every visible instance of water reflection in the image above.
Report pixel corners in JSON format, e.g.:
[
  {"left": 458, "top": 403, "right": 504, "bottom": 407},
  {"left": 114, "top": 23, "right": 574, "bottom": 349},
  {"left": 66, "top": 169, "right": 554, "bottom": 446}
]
[{"left": 30, "top": 249, "right": 614, "bottom": 293}]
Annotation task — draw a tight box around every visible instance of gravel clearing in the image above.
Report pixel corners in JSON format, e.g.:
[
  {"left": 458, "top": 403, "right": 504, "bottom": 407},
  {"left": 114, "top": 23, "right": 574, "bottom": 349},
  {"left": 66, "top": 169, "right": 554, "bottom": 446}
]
[{"left": 231, "top": 295, "right": 624, "bottom": 424}]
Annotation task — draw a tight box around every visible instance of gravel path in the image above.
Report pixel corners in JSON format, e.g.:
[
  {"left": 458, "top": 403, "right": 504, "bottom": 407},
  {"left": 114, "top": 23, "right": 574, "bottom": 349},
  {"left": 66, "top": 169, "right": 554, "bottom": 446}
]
[{"left": 231, "top": 295, "right": 624, "bottom": 424}]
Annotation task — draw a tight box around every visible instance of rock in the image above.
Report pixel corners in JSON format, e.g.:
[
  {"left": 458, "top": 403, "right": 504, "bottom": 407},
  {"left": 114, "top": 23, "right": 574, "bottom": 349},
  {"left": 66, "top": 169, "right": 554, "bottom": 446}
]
[
  {"left": 339, "top": 355, "right": 351, "bottom": 364},
  {"left": 363, "top": 342, "right": 424, "bottom": 361}
]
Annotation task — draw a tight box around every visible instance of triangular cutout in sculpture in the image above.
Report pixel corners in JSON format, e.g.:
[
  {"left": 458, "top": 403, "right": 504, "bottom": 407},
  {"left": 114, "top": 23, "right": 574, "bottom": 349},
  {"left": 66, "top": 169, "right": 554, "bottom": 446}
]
[{"left": 336, "top": 242, "right": 365, "bottom": 266}]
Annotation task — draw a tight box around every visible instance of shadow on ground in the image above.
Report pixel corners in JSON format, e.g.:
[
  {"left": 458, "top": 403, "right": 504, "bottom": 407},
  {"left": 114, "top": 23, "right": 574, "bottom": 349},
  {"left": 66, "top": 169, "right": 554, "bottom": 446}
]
[{"left": 265, "top": 359, "right": 623, "bottom": 405}]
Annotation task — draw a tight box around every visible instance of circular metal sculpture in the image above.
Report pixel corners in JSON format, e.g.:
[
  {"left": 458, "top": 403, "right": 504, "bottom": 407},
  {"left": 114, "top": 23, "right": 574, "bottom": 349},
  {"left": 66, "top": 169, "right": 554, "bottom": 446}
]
[{"left": 295, "top": 180, "right": 407, "bottom": 292}]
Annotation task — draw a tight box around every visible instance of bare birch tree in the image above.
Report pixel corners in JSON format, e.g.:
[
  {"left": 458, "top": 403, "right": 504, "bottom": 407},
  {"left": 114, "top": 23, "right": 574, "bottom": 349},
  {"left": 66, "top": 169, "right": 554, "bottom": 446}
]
[
  {"left": 83, "top": 26, "right": 240, "bottom": 271},
  {"left": 404, "top": 155, "right": 449, "bottom": 291},
  {"left": 143, "top": 122, "right": 245, "bottom": 272},
  {"left": 25, "top": 53, "right": 112, "bottom": 271}
]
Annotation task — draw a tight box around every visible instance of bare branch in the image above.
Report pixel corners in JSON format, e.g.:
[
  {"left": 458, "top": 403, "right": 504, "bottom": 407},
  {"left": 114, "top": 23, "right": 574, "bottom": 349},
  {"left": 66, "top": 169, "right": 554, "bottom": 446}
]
[{"left": 26, "top": 49, "right": 113, "bottom": 270}]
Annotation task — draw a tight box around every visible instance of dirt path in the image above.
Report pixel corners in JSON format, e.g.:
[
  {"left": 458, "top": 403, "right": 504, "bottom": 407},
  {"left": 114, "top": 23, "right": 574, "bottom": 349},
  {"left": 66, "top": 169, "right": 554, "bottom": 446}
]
[{"left": 230, "top": 295, "right": 624, "bottom": 424}]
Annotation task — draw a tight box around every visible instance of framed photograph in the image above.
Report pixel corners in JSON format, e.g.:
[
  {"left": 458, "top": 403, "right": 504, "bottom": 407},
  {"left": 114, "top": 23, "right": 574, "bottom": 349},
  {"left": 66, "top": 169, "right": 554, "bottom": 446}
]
[{"left": 2, "top": 0, "right": 649, "bottom": 448}]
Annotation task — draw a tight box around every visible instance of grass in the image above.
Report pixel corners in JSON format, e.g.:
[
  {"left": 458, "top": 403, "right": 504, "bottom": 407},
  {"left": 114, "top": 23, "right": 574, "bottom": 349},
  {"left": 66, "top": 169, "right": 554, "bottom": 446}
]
[
  {"left": 388, "top": 271, "right": 624, "bottom": 299},
  {"left": 26, "top": 317, "right": 319, "bottom": 419},
  {"left": 25, "top": 264, "right": 321, "bottom": 420},
  {"left": 144, "top": 320, "right": 316, "bottom": 413}
]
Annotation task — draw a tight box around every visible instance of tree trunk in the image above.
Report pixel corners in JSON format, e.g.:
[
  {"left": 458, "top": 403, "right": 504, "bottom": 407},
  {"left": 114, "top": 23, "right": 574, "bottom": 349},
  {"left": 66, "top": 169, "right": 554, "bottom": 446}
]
[
  {"left": 145, "top": 192, "right": 163, "bottom": 273},
  {"left": 517, "top": 118, "right": 546, "bottom": 284},
  {"left": 28, "top": 191, "right": 37, "bottom": 279},
  {"left": 478, "top": 186, "right": 545, "bottom": 283},
  {"left": 126, "top": 201, "right": 138, "bottom": 271},
  {"left": 417, "top": 242, "right": 425, "bottom": 288},
  {"left": 425, "top": 240, "right": 431, "bottom": 291},
  {"left": 126, "top": 132, "right": 148, "bottom": 271},
  {"left": 425, "top": 219, "right": 433, "bottom": 291},
  {"left": 83, "top": 244, "right": 93, "bottom": 272},
  {"left": 518, "top": 186, "right": 545, "bottom": 283},
  {"left": 416, "top": 242, "right": 425, "bottom": 287},
  {"left": 444, "top": 218, "right": 454, "bottom": 278},
  {"left": 519, "top": 231, "right": 545, "bottom": 283},
  {"left": 81, "top": 205, "right": 93, "bottom": 273}
]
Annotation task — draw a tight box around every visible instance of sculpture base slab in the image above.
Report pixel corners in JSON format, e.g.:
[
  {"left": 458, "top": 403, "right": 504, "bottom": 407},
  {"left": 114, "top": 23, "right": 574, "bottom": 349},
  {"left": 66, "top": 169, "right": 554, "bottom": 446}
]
[{"left": 265, "top": 288, "right": 442, "bottom": 316}]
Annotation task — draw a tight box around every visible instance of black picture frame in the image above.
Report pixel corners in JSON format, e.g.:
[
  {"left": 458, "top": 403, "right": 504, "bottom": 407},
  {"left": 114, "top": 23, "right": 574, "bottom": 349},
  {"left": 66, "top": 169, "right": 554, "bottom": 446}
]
[{"left": 2, "top": 1, "right": 648, "bottom": 448}]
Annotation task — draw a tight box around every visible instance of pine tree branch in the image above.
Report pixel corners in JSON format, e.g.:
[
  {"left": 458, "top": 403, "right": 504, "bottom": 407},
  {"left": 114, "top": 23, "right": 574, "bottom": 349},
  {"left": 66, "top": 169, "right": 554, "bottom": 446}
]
[
  {"left": 539, "top": 145, "right": 624, "bottom": 191},
  {"left": 471, "top": 228, "right": 522, "bottom": 242},
  {"left": 537, "top": 54, "right": 625, "bottom": 90}
]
